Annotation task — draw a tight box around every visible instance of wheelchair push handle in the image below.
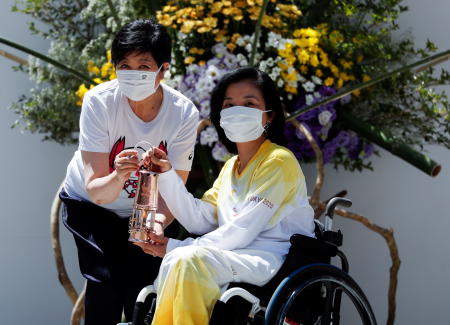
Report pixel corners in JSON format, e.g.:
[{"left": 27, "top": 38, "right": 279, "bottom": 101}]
[{"left": 324, "top": 197, "right": 352, "bottom": 231}]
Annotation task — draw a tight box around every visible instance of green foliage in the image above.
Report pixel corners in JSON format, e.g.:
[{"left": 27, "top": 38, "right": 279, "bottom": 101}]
[{"left": 6, "top": 0, "right": 450, "bottom": 174}]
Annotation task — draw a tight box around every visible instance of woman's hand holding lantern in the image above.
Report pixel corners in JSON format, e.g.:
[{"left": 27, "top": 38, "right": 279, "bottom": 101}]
[{"left": 142, "top": 147, "right": 172, "bottom": 173}]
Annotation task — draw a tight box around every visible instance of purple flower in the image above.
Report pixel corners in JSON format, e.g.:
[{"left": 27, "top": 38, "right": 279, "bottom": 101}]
[
  {"left": 362, "top": 143, "right": 375, "bottom": 158},
  {"left": 332, "top": 130, "right": 351, "bottom": 147},
  {"left": 322, "top": 142, "right": 338, "bottom": 163}
]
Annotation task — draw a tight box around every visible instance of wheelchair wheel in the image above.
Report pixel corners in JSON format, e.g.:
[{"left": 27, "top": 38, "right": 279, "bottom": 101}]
[{"left": 265, "top": 264, "right": 377, "bottom": 325}]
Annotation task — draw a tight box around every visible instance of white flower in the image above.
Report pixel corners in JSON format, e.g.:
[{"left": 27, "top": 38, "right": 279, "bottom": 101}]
[
  {"left": 207, "top": 57, "right": 223, "bottom": 68},
  {"left": 223, "top": 53, "right": 237, "bottom": 68},
  {"left": 277, "top": 79, "right": 284, "bottom": 88},
  {"left": 311, "top": 75, "right": 322, "bottom": 85},
  {"left": 212, "top": 142, "right": 232, "bottom": 162},
  {"left": 212, "top": 43, "right": 228, "bottom": 58},
  {"left": 318, "top": 110, "right": 333, "bottom": 126},
  {"left": 186, "top": 64, "right": 201, "bottom": 75},
  {"left": 314, "top": 91, "right": 321, "bottom": 98},
  {"left": 236, "top": 53, "right": 248, "bottom": 67},
  {"left": 259, "top": 61, "right": 268, "bottom": 71},
  {"left": 302, "top": 81, "right": 316, "bottom": 92},
  {"left": 236, "top": 35, "right": 251, "bottom": 47},
  {"left": 200, "top": 126, "right": 219, "bottom": 146},
  {"left": 244, "top": 43, "right": 253, "bottom": 54},
  {"left": 305, "top": 94, "right": 315, "bottom": 105},
  {"left": 270, "top": 72, "right": 279, "bottom": 81},
  {"left": 205, "top": 65, "right": 222, "bottom": 80}
]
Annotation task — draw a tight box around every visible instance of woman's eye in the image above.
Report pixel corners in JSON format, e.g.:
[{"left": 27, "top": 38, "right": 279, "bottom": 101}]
[
  {"left": 119, "top": 64, "right": 129, "bottom": 69},
  {"left": 223, "top": 103, "right": 232, "bottom": 108},
  {"left": 139, "top": 65, "right": 151, "bottom": 70}
]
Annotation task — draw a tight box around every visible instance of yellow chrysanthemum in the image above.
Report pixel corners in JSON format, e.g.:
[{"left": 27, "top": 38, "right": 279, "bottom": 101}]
[
  {"left": 226, "top": 43, "right": 237, "bottom": 51},
  {"left": 189, "top": 47, "right": 205, "bottom": 55},
  {"left": 315, "top": 69, "right": 323, "bottom": 77},
  {"left": 87, "top": 61, "right": 100, "bottom": 75},
  {"left": 285, "top": 85, "right": 297, "bottom": 94},
  {"left": 184, "top": 56, "right": 196, "bottom": 64},
  {"left": 310, "top": 54, "right": 319, "bottom": 67},
  {"left": 297, "top": 49, "right": 309, "bottom": 64},
  {"left": 339, "top": 59, "right": 353, "bottom": 70},
  {"left": 363, "top": 74, "right": 371, "bottom": 82},
  {"left": 181, "top": 20, "right": 196, "bottom": 33},
  {"left": 324, "top": 77, "right": 334, "bottom": 86},
  {"left": 101, "top": 62, "right": 113, "bottom": 78}
]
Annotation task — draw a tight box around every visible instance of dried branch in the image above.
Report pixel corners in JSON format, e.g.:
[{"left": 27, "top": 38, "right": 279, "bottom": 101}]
[
  {"left": 70, "top": 282, "right": 86, "bottom": 325},
  {"left": 197, "top": 118, "right": 212, "bottom": 134},
  {"left": 50, "top": 182, "right": 79, "bottom": 305},
  {"left": 0, "top": 49, "right": 28, "bottom": 65},
  {"left": 319, "top": 202, "right": 400, "bottom": 325},
  {"left": 290, "top": 119, "right": 324, "bottom": 208}
]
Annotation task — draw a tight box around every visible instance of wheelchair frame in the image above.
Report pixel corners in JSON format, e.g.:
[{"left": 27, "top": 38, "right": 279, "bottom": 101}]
[{"left": 122, "top": 197, "right": 377, "bottom": 325}]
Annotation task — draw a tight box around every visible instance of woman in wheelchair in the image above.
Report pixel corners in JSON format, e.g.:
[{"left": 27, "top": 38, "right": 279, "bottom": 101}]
[{"left": 135, "top": 67, "right": 316, "bottom": 325}]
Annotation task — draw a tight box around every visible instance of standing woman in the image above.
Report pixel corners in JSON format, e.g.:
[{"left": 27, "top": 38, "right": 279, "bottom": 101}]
[
  {"left": 59, "top": 19, "right": 199, "bottom": 325},
  {"left": 137, "top": 67, "right": 315, "bottom": 325}
]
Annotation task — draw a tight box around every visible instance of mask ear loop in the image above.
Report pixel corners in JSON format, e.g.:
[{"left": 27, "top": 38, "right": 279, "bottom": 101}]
[
  {"left": 134, "top": 140, "right": 154, "bottom": 170},
  {"left": 263, "top": 110, "right": 273, "bottom": 135}
]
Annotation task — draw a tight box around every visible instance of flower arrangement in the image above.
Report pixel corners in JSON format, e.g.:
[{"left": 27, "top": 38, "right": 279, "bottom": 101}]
[{"left": 4, "top": 0, "right": 450, "bottom": 175}]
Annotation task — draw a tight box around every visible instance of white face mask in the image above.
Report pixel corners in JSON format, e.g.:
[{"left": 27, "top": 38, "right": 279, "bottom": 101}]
[
  {"left": 116, "top": 65, "right": 162, "bottom": 101},
  {"left": 220, "top": 106, "right": 271, "bottom": 143}
]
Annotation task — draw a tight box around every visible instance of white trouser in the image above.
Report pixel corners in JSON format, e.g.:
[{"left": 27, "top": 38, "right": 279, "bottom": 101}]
[{"left": 151, "top": 245, "right": 283, "bottom": 325}]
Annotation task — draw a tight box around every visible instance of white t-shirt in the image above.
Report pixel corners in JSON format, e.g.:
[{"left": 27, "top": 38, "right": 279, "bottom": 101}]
[{"left": 64, "top": 80, "right": 199, "bottom": 217}]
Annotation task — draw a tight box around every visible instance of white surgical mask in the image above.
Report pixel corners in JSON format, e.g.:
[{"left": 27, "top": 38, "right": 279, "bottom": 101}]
[
  {"left": 220, "top": 106, "right": 271, "bottom": 143},
  {"left": 116, "top": 65, "right": 162, "bottom": 101}
]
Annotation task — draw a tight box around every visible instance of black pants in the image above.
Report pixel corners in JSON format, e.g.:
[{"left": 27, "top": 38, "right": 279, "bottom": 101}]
[{"left": 60, "top": 190, "right": 167, "bottom": 325}]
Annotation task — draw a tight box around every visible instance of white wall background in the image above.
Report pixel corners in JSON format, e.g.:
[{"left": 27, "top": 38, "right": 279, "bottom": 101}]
[{"left": 0, "top": 0, "right": 449, "bottom": 324}]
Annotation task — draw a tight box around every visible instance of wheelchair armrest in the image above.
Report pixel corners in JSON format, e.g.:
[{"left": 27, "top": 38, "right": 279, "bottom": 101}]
[{"left": 289, "top": 233, "right": 338, "bottom": 258}]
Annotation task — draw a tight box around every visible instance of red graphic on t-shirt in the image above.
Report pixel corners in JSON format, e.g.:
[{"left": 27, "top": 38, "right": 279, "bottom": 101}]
[
  {"left": 109, "top": 136, "right": 125, "bottom": 173},
  {"left": 109, "top": 136, "right": 138, "bottom": 198},
  {"left": 158, "top": 140, "right": 168, "bottom": 154}
]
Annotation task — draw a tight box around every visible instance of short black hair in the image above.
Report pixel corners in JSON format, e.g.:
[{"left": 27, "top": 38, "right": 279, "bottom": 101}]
[
  {"left": 111, "top": 18, "right": 171, "bottom": 67},
  {"left": 210, "top": 67, "right": 286, "bottom": 153}
]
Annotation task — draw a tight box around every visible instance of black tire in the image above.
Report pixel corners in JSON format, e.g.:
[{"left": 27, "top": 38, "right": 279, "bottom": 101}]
[
  {"left": 132, "top": 292, "right": 156, "bottom": 325},
  {"left": 265, "top": 264, "right": 377, "bottom": 325}
]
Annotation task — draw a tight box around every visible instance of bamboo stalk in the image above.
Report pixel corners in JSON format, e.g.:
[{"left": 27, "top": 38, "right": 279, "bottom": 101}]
[
  {"left": 339, "top": 110, "right": 442, "bottom": 176},
  {"left": 249, "top": 0, "right": 270, "bottom": 66},
  {"left": 0, "top": 37, "right": 92, "bottom": 83},
  {"left": 0, "top": 49, "right": 28, "bottom": 65}
]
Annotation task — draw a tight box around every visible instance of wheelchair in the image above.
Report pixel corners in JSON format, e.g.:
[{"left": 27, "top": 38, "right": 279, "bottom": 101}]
[{"left": 125, "top": 198, "right": 377, "bottom": 325}]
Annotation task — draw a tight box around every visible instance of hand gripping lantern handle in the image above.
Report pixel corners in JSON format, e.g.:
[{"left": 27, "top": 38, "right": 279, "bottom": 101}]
[{"left": 128, "top": 141, "right": 159, "bottom": 243}]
